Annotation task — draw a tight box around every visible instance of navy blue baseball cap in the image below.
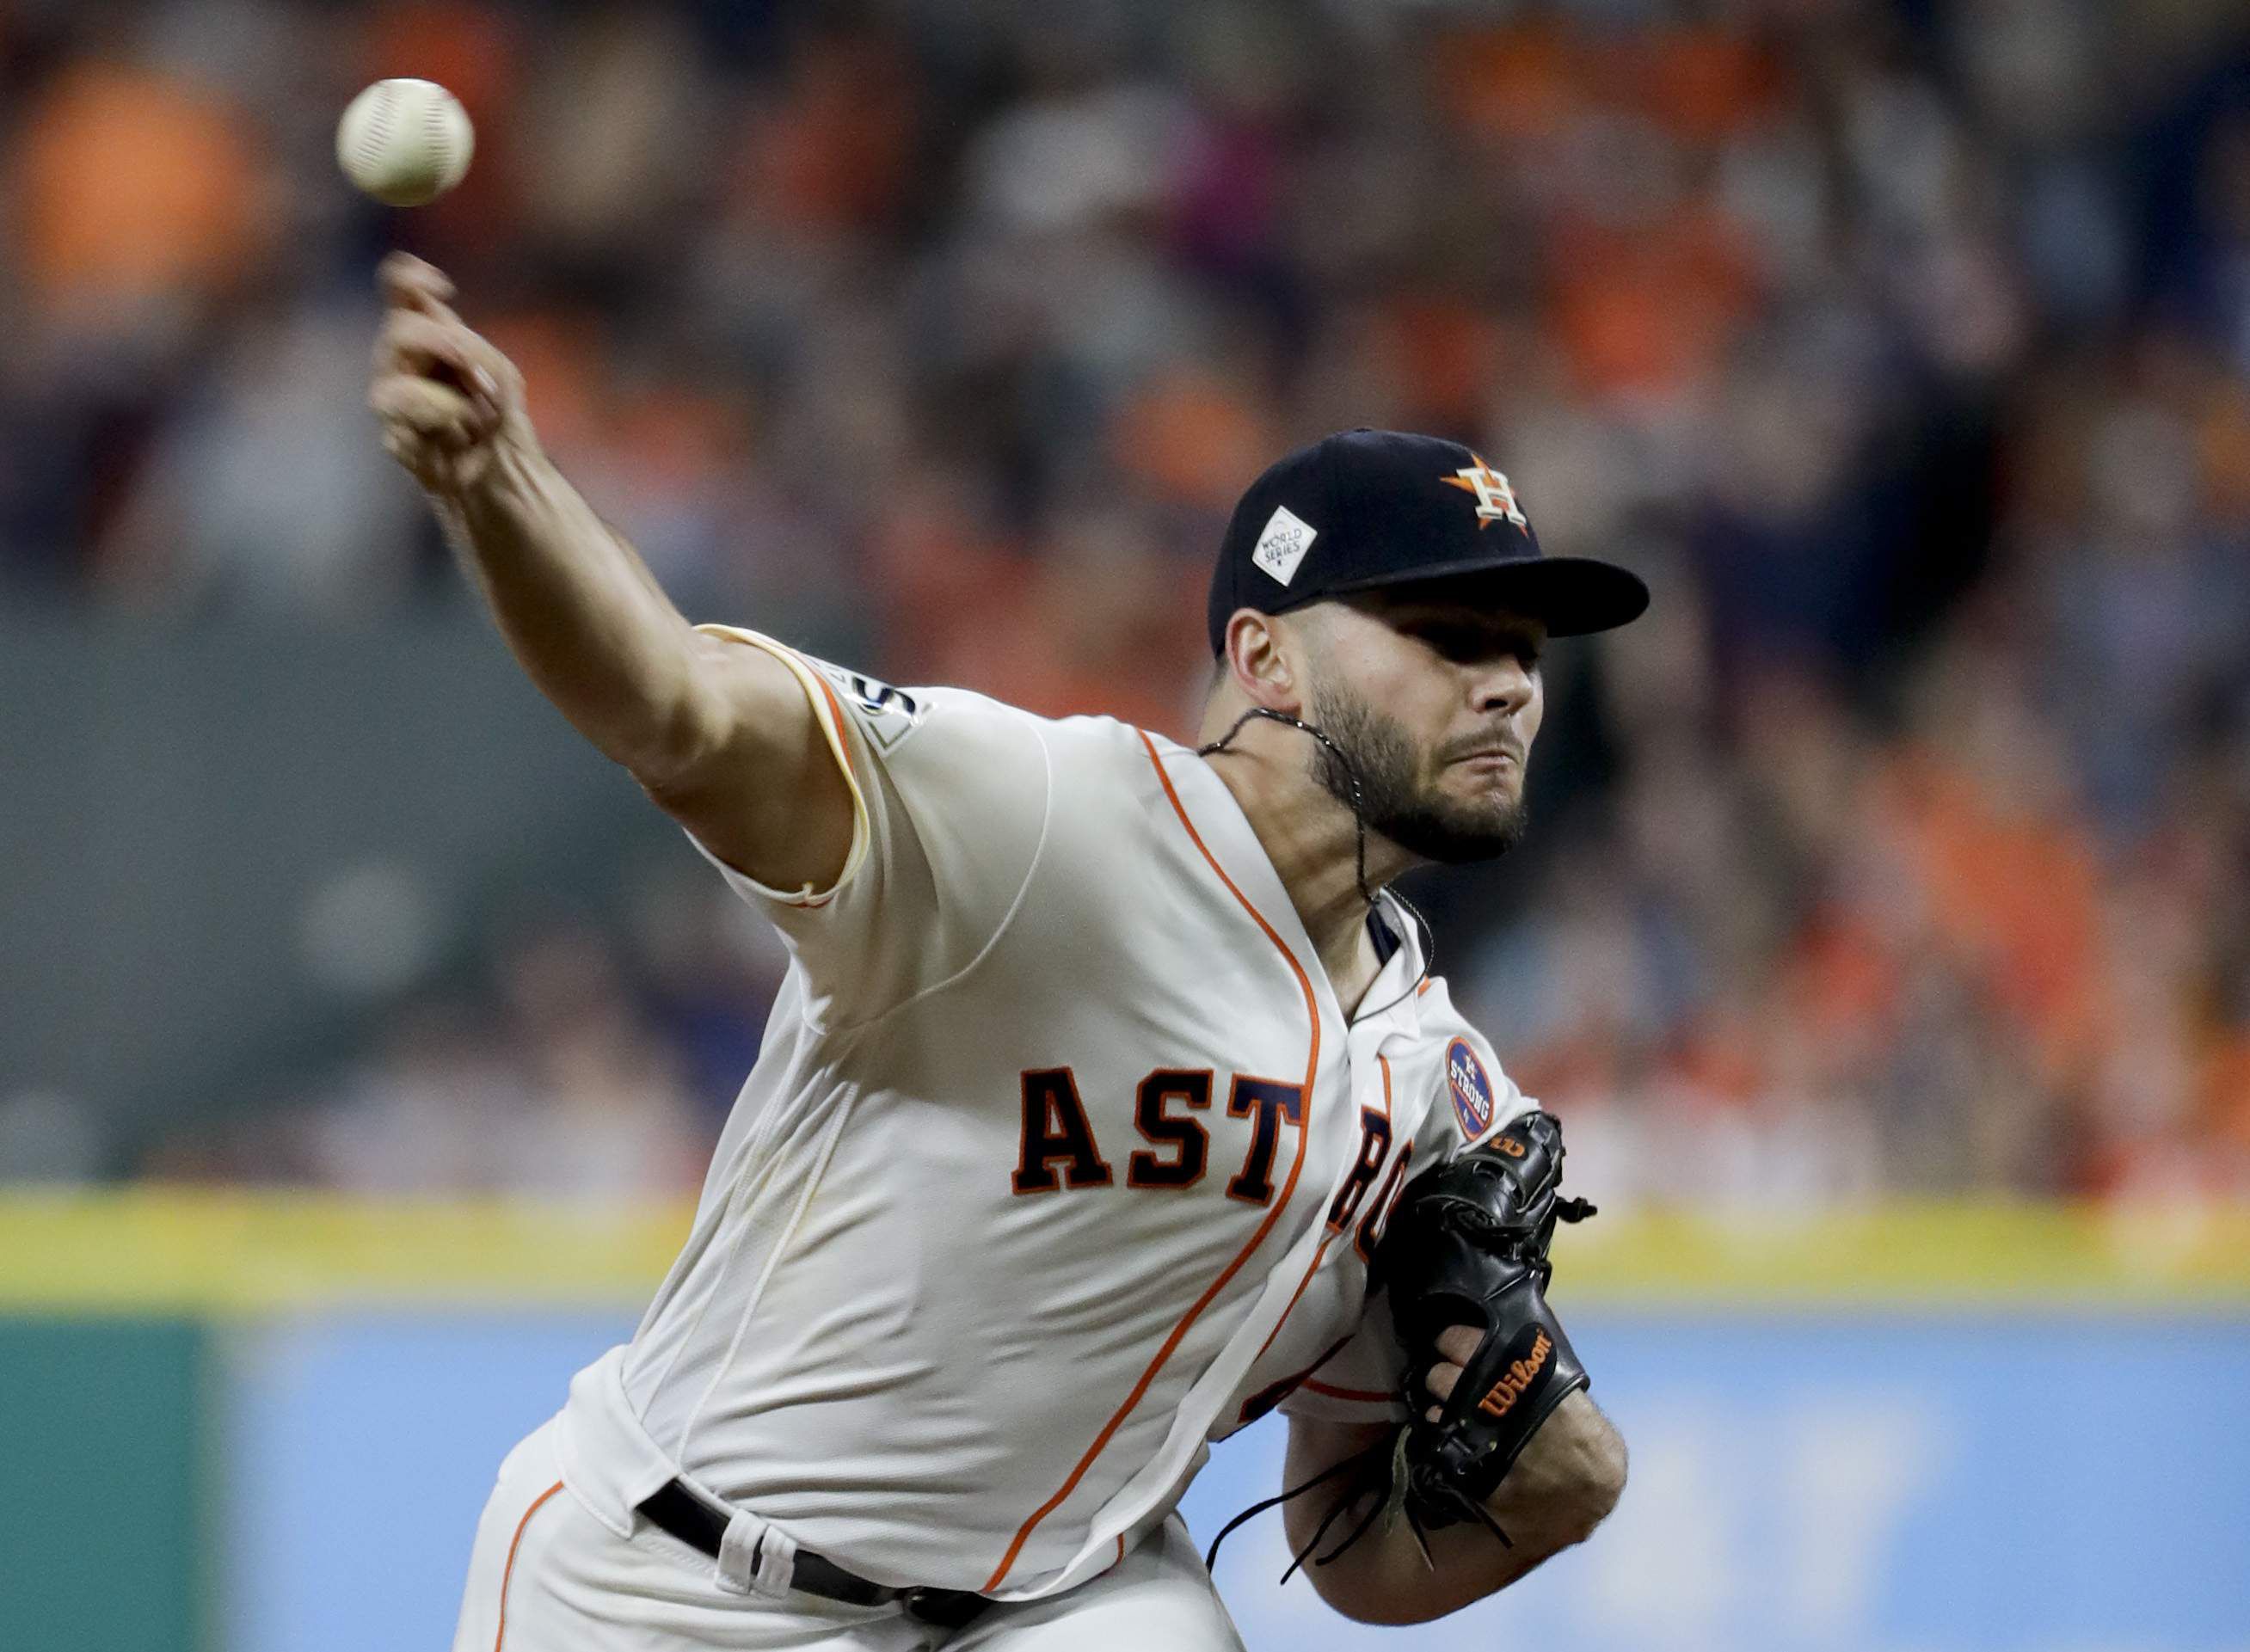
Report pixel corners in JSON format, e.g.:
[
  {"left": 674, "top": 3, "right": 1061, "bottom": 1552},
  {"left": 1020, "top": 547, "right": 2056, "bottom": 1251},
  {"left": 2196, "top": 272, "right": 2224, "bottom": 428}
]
[{"left": 1207, "top": 429, "right": 1650, "bottom": 655}]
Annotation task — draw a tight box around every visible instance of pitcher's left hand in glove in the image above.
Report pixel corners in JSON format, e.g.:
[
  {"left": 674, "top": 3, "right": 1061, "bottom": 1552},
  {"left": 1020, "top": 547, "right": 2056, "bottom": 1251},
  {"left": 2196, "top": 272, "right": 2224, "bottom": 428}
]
[{"left": 1375, "top": 1109, "right": 1595, "bottom": 1542}]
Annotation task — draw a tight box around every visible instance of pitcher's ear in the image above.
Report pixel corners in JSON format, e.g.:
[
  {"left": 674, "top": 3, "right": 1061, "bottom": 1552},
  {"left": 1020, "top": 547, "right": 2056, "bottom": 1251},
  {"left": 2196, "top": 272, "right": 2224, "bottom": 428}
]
[{"left": 1219, "top": 610, "right": 1306, "bottom": 715}]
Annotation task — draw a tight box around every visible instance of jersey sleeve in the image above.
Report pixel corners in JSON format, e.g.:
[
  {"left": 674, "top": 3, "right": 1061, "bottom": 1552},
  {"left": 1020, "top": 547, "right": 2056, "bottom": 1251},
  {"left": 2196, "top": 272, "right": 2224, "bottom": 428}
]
[
  {"left": 1277, "top": 1294, "right": 1410, "bottom": 1426},
  {"left": 680, "top": 624, "right": 1051, "bottom": 1026},
  {"left": 1414, "top": 1019, "right": 1539, "bottom": 1163}
]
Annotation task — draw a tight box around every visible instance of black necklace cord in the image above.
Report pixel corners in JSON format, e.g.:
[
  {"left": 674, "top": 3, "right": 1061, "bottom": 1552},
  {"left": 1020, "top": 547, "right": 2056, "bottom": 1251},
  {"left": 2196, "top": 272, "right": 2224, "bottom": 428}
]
[
  {"left": 1198, "top": 707, "right": 1374, "bottom": 904},
  {"left": 1195, "top": 707, "right": 1435, "bottom": 1020}
]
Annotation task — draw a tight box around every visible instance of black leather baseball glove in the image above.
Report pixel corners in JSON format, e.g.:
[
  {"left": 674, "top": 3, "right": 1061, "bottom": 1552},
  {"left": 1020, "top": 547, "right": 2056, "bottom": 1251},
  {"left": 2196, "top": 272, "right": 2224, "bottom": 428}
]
[
  {"left": 1374, "top": 1109, "right": 1595, "bottom": 1543},
  {"left": 1201, "top": 1110, "right": 1595, "bottom": 1581}
]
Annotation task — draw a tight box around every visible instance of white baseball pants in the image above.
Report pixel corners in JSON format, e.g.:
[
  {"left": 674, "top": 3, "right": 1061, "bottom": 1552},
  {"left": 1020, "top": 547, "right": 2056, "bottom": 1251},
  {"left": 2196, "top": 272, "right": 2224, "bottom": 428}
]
[{"left": 451, "top": 1420, "right": 1247, "bottom": 1652}]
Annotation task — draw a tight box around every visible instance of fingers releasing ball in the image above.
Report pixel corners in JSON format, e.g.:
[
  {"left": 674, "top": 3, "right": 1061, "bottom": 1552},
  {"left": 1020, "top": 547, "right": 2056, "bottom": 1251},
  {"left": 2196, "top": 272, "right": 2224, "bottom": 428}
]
[{"left": 337, "top": 79, "right": 473, "bottom": 207}]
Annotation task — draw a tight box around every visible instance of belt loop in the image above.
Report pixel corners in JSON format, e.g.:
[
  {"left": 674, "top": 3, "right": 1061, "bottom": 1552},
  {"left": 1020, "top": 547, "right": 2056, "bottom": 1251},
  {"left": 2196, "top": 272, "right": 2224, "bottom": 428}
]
[
  {"left": 715, "top": 1508, "right": 769, "bottom": 1596},
  {"left": 716, "top": 1507, "right": 797, "bottom": 1598},
  {"left": 753, "top": 1521, "right": 799, "bottom": 1597}
]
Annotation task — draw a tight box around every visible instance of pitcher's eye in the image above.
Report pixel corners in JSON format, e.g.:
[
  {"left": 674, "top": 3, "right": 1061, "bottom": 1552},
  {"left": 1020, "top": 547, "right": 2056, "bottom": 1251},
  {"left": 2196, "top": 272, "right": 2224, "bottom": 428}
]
[
  {"left": 1409, "top": 622, "right": 1482, "bottom": 660},
  {"left": 1411, "top": 621, "right": 1540, "bottom": 668}
]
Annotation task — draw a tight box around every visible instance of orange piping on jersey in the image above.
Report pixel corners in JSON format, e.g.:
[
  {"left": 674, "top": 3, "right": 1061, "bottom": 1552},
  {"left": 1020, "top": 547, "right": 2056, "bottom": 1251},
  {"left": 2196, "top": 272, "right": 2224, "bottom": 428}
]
[
  {"left": 981, "top": 734, "right": 1321, "bottom": 1594},
  {"left": 1252, "top": 1229, "right": 1337, "bottom": 1365},
  {"left": 1250, "top": 1053, "right": 1396, "bottom": 1365},
  {"left": 775, "top": 670, "right": 861, "bottom": 910},
  {"left": 686, "top": 634, "right": 864, "bottom": 908},
  {"left": 494, "top": 1480, "right": 565, "bottom": 1652},
  {"left": 1301, "top": 1378, "right": 1395, "bottom": 1403},
  {"left": 1236, "top": 1333, "right": 1355, "bottom": 1426},
  {"left": 1417, "top": 979, "right": 1432, "bottom": 997}
]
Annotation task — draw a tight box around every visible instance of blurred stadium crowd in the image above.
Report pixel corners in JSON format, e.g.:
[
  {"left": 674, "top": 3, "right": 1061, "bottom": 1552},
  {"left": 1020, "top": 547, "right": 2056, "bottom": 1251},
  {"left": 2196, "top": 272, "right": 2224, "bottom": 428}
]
[{"left": 4, "top": 0, "right": 2250, "bottom": 1204}]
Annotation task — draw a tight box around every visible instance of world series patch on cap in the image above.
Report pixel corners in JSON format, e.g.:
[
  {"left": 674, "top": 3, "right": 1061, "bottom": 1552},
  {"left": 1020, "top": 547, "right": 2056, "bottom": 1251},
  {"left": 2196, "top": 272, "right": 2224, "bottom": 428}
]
[{"left": 1208, "top": 429, "right": 1651, "bottom": 654}]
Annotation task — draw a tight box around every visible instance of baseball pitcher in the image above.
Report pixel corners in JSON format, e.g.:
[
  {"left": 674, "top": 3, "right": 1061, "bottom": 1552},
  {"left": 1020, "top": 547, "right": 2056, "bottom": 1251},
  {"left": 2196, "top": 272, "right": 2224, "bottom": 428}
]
[{"left": 368, "top": 252, "right": 1644, "bottom": 1649}]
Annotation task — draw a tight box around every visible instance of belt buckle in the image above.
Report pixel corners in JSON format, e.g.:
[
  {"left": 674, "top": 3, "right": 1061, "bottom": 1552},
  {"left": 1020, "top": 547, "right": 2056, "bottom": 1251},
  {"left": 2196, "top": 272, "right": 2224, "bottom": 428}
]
[{"left": 900, "top": 1587, "right": 989, "bottom": 1630}]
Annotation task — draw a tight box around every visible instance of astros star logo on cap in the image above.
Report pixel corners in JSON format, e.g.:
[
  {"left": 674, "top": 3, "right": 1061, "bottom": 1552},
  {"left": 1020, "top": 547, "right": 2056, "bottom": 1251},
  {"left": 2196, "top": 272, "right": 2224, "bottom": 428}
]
[{"left": 1440, "top": 455, "right": 1529, "bottom": 531}]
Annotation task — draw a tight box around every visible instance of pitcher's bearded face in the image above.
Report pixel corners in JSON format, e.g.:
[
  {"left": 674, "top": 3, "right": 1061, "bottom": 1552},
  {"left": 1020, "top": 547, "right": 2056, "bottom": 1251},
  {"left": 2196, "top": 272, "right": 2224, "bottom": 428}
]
[
  {"left": 1308, "top": 675, "right": 1530, "bottom": 863},
  {"left": 1300, "top": 592, "right": 1546, "bottom": 865}
]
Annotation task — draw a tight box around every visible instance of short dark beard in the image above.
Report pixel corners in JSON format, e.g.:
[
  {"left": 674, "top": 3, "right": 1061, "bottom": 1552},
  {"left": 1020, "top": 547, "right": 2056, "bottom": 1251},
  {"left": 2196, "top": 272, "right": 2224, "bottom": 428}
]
[{"left": 1307, "top": 679, "right": 1529, "bottom": 865}]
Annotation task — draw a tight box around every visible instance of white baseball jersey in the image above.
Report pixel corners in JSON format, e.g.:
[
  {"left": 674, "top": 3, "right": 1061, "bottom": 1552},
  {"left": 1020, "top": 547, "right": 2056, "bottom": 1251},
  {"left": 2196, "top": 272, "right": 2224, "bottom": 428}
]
[{"left": 550, "top": 625, "right": 1538, "bottom": 1605}]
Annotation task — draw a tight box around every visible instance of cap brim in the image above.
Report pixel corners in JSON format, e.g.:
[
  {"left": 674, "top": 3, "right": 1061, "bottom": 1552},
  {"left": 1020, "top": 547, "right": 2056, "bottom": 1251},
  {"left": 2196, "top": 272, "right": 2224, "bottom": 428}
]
[{"left": 1322, "top": 555, "right": 1651, "bottom": 637}]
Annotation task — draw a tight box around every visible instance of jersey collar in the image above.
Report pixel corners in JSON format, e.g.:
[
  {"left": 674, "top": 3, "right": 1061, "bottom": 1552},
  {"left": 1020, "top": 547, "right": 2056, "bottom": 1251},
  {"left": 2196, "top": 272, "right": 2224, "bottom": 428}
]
[
  {"left": 1154, "top": 734, "right": 1427, "bottom": 1040},
  {"left": 1353, "top": 890, "right": 1426, "bottom": 1037}
]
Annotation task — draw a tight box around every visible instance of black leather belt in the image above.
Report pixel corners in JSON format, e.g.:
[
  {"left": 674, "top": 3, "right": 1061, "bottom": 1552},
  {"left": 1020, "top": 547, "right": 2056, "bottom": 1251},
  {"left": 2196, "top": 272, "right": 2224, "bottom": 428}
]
[{"left": 636, "top": 1479, "right": 990, "bottom": 1630}]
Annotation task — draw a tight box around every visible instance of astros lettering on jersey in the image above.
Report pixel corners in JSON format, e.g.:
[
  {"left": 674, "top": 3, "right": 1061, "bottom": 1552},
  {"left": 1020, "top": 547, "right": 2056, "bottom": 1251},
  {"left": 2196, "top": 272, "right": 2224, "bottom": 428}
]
[{"left": 551, "top": 624, "right": 1539, "bottom": 1602}]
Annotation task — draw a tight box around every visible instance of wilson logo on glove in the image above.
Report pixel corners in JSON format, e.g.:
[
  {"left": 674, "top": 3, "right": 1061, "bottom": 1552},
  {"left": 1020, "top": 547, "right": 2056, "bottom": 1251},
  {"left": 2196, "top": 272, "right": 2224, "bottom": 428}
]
[{"left": 1476, "top": 1328, "right": 1553, "bottom": 1420}]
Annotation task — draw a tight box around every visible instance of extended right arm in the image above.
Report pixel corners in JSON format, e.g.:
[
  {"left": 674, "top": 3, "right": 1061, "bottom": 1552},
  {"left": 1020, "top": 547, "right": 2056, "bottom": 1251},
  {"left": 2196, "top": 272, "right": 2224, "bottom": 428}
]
[{"left": 367, "top": 254, "right": 853, "bottom": 893}]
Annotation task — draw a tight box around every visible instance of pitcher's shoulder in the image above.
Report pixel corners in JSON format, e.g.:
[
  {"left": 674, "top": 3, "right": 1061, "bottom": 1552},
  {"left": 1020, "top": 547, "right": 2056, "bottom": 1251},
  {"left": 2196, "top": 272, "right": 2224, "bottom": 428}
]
[{"left": 1027, "top": 711, "right": 1196, "bottom": 783}]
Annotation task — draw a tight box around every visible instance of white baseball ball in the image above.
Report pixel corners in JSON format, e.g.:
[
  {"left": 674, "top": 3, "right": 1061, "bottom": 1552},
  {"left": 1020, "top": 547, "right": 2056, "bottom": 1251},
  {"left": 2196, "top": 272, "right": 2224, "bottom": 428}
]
[{"left": 336, "top": 78, "right": 474, "bottom": 207}]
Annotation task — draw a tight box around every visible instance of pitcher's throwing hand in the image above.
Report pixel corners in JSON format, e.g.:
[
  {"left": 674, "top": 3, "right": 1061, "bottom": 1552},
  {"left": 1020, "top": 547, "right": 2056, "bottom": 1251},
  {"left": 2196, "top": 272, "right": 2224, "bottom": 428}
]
[{"left": 367, "top": 253, "right": 526, "bottom": 494}]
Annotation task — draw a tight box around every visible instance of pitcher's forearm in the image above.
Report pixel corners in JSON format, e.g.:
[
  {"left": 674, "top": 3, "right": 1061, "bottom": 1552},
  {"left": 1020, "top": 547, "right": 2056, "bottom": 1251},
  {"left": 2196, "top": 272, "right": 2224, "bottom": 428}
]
[
  {"left": 1298, "top": 1474, "right": 1593, "bottom": 1624},
  {"left": 369, "top": 254, "right": 717, "bottom": 782},
  {"left": 1285, "top": 1392, "right": 1626, "bottom": 1625},
  {"left": 369, "top": 251, "right": 852, "bottom": 884},
  {"left": 433, "top": 439, "right": 705, "bottom": 780}
]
